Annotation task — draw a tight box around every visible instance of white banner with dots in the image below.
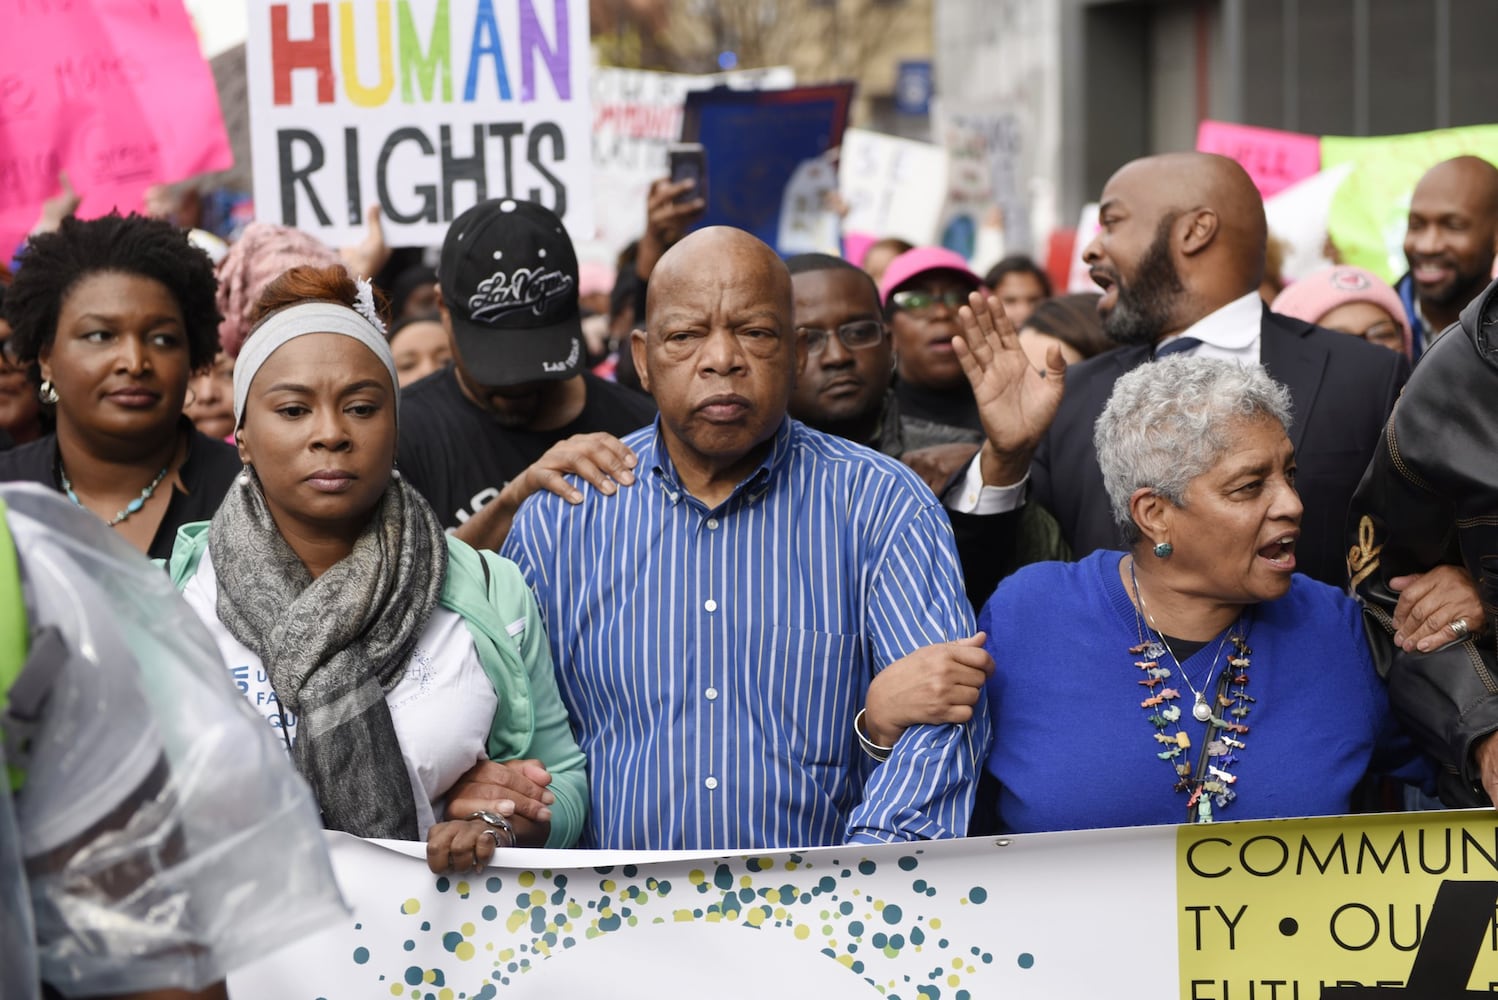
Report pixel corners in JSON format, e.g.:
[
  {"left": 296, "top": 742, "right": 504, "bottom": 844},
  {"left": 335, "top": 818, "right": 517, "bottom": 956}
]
[{"left": 232, "top": 809, "right": 1498, "bottom": 998}]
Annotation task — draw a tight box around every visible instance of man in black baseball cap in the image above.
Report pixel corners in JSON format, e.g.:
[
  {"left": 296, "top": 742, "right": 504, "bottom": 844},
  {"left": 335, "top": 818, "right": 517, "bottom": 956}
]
[
  {"left": 438, "top": 197, "right": 585, "bottom": 396},
  {"left": 397, "top": 198, "right": 656, "bottom": 548}
]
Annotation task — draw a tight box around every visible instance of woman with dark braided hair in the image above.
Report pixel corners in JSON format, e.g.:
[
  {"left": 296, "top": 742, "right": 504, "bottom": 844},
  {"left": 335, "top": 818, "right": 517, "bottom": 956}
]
[{"left": 0, "top": 213, "right": 240, "bottom": 558}]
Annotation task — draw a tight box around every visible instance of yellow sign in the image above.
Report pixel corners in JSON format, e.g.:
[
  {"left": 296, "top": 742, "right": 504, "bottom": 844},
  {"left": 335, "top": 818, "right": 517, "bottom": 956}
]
[{"left": 1178, "top": 811, "right": 1498, "bottom": 998}]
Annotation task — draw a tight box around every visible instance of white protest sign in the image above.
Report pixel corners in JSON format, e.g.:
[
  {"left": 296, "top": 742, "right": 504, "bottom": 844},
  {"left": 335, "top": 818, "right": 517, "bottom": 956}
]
[
  {"left": 246, "top": 0, "right": 593, "bottom": 247},
  {"left": 1066, "top": 201, "right": 1100, "bottom": 293},
  {"left": 586, "top": 64, "right": 793, "bottom": 262},
  {"left": 838, "top": 127, "right": 949, "bottom": 247},
  {"left": 1264, "top": 161, "right": 1356, "bottom": 283},
  {"left": 778, "top": 150, "right": 842, "bottom": 256},
  {"left": 940, "top": 110, "right": 1032, "bottom": 258}
]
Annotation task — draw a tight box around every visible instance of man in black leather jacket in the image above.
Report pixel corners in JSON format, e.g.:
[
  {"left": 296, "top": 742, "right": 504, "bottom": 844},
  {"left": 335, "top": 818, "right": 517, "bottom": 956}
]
[{"left": 1349, "top": 275, "right": 1498, "bottom": 807}]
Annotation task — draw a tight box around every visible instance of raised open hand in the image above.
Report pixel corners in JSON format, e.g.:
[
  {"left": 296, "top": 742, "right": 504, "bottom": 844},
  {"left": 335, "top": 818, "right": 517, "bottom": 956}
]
[{"left": 952, "top": 290, "right": 1066, "bottom": 486}]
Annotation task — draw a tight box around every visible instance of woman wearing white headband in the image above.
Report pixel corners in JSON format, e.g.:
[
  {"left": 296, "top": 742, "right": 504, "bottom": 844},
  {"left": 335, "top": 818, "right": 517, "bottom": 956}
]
[{"left": 162, "top": 265, "right": 586, "bottom": 872}]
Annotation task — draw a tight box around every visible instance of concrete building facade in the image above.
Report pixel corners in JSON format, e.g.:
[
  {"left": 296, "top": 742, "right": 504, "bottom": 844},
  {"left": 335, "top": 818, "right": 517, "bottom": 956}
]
[{"left": 937, "top": 0, "right": 1498, "bottom": 250}]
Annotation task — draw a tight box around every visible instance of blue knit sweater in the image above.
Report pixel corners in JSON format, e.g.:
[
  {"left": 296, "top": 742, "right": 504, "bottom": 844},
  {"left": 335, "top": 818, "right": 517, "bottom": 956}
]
[{"left": 978, "top": 550, "right": 1424, "bottom": 833}]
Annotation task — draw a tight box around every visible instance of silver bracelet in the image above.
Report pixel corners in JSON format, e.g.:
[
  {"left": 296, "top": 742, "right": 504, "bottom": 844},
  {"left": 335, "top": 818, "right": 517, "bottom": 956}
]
[{"left": 854, "top": 708, "right": 895, "bottom": 762}]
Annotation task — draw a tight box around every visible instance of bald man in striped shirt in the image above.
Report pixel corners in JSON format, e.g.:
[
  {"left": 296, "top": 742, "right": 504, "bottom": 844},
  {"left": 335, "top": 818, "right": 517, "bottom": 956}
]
[{"left": 499, "top": 227, "right": 992, "bottom": 851}]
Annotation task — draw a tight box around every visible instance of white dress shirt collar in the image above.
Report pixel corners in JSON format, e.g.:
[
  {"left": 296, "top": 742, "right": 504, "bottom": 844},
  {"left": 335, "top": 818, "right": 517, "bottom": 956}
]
[{"left": 1158, "top": 291, "right": 1263, "bottom": 352}]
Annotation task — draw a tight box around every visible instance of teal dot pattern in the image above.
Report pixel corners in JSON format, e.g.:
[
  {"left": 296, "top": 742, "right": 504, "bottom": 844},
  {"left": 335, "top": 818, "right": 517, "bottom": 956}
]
[{"left": 350, "top": 849, "right": 1011, "bottom": 999}]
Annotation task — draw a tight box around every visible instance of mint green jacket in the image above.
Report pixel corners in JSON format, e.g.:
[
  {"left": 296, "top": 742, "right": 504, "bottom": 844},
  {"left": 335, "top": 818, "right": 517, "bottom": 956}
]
[{"left": 165, "top": 523, "right": 587, "bottom": 848}]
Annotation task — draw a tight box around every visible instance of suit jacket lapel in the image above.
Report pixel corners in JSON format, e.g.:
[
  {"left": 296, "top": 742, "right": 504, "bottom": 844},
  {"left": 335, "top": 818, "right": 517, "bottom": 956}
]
[
  {"left": 1258, "top": 310, "right": 1324, "bottom": 453},
  {"left": 1118, "top": 343, "right": 1151, "bottom": 373}
]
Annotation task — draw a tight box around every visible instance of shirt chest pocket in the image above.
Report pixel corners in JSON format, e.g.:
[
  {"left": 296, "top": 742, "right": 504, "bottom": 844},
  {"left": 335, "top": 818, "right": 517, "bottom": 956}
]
[{"left": 744, "top": 625, "right": 864, "bottom": 768}]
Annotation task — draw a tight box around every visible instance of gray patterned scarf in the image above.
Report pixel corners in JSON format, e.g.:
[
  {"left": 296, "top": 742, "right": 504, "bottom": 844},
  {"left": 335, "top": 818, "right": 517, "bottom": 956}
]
[{"left": 208, "top": 473, "right": 447, "bottom": 839}]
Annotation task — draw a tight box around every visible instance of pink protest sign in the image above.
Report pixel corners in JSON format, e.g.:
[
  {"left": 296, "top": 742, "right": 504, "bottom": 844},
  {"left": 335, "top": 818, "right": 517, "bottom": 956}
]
[
  {"left": 0, "top": 0, "right": 233, "bottom": 258},
  {"left": 844, "top": 231, "right": 877, "bottom": 269},
  {"left": 1195, "top": 120, "right": 1321, "bottom": 199}
]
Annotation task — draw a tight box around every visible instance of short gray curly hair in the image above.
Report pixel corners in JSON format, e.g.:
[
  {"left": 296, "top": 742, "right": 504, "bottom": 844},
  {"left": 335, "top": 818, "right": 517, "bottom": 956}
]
[{"left": 1094, "top": 356, "right": 1293, "bottom": 542}]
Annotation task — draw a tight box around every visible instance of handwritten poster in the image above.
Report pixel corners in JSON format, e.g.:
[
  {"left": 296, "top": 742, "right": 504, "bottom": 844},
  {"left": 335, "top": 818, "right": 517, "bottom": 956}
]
[
  {"left": 839, "top": 127, "right": 949, "bottom": 249},
  {"left": 245, "top": 0, "right": 593, "bottom": 248},
  {"left": 0, "top": 0, "right": 233, "bottom": 257},
  {"left": 941, "top": 110, "right": 1032, "bottom": 259},
  {"left": 1196, "top": 120, "right": 1322, "bottom": 200}
]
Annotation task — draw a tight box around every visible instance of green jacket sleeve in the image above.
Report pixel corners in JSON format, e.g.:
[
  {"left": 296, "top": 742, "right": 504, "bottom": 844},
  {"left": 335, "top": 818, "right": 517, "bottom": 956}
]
[{"left": 482, "top": 553, "right": 588, "bottom": 849}]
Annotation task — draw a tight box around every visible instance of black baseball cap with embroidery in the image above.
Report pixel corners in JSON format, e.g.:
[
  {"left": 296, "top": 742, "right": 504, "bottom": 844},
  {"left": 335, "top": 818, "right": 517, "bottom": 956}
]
[{"left": 438, "top": 198, "right": 583, "bottom": 386}]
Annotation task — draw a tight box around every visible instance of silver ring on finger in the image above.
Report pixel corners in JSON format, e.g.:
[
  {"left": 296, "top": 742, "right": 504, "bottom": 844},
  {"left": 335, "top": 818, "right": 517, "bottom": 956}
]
[
  {"left": 479, "top": 827, "right": 503, "bottom": 849},
  {"left": 1450, "top": 617, "right": 1471, "bottom": 638}
]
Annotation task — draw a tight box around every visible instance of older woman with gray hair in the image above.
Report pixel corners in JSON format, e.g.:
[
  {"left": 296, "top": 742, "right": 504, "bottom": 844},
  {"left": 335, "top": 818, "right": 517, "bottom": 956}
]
[{"left": 975, "top": 355, "right": 1432, "bottom": 832}]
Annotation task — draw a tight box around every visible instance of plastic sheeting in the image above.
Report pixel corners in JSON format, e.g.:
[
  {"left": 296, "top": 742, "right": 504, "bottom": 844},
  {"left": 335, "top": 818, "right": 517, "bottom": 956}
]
[{"left": 0, "top": 483, "right": 345, "bottom": 998}]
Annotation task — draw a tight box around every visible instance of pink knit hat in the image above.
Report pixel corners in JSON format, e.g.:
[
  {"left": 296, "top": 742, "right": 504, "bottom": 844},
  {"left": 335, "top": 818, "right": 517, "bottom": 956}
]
[
  {"left": 215, "top": 222, "right": 346, "bottom": 357},
  {"left": 878, "top": 247, "right": 984, "bottom": 306},
  {"left": 1271, "top": 265, "right": 1412, "bottom": 358}
]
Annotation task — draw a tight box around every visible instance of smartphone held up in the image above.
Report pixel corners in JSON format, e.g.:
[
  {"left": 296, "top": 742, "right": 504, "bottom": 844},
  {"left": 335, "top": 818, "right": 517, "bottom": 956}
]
[{"left": 668, "top": 143, "right": 708, "bottom": 207}]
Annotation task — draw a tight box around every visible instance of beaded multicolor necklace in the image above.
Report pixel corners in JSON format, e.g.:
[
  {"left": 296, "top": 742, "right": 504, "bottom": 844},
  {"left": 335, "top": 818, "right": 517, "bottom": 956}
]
[{"left": 1127, "top": 560, "right": 1255, "bottom": 824}]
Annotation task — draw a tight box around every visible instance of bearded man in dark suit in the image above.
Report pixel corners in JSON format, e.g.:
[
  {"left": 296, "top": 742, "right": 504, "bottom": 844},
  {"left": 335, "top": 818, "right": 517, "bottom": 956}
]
[{"left": 960, "top": 152, "right": 1407, "bottom": 590}]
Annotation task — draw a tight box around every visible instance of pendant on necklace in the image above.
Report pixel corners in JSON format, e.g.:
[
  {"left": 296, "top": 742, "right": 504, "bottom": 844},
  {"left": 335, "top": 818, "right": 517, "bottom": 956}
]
[{"left": 1192, "top": 694, "right": 1214, "bottom": 723}]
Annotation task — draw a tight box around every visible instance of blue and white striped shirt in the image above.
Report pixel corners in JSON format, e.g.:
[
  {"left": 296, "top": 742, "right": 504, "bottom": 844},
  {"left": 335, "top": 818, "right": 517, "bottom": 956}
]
[{"left": 502, "top": 417, "right": 989, "bottom": 851}]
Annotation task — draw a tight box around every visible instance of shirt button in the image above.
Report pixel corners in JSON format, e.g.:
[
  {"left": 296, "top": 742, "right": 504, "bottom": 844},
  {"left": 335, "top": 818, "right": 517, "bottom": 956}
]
[
  {"left": 668, "top": 491, "right": 680, "bottom": 502},
  {"left": 704, "top": 598, "right": 718, "bottom": 612},
  {"left": 705, "top": 687, "right": 719, "bottom": 701},
  {"left": 706, "top": 518, "right": 720, "bottom": 530},
  {"left": 705, "top": 776, "right": 719, "bottom": 790}
]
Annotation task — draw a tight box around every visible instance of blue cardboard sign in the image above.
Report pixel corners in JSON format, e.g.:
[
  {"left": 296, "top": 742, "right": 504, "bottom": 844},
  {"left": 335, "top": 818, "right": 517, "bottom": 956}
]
[{"left": 680, "top": 83, "right": 855, "bottom": 253}]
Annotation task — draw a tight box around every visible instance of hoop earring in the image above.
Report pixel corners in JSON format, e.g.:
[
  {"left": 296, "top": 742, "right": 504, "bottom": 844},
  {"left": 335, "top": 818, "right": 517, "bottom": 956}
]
[
  {"left": 1153, "top": 541, "right": 1173, "bottom": 559},
  {"left": 184, "top": 387, "right": 197, "bottom": 408},
  {"left": 39, "top": 379, "right": 59, "bottom": 405}
]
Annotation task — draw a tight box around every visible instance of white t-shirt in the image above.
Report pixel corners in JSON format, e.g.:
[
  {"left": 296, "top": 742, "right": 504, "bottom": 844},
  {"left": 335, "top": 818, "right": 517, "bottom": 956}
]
[{"left": 182, "top": 548, "right": 497, "bottom": 838}]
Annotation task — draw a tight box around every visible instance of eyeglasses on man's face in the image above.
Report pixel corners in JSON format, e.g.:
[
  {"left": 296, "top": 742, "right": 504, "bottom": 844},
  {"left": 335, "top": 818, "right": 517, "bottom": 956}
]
[
  {"left": 890, "top": 289, "right": 969, "bottom": 314},
  {"left": 797, "top": 320, "right": 888, "bottom": 356}
]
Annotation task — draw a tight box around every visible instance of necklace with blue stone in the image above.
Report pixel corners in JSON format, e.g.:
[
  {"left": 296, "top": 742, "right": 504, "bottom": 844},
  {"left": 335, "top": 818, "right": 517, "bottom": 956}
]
[{"left": 61, "top": 461, "right": 172, "bottom": 526}]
